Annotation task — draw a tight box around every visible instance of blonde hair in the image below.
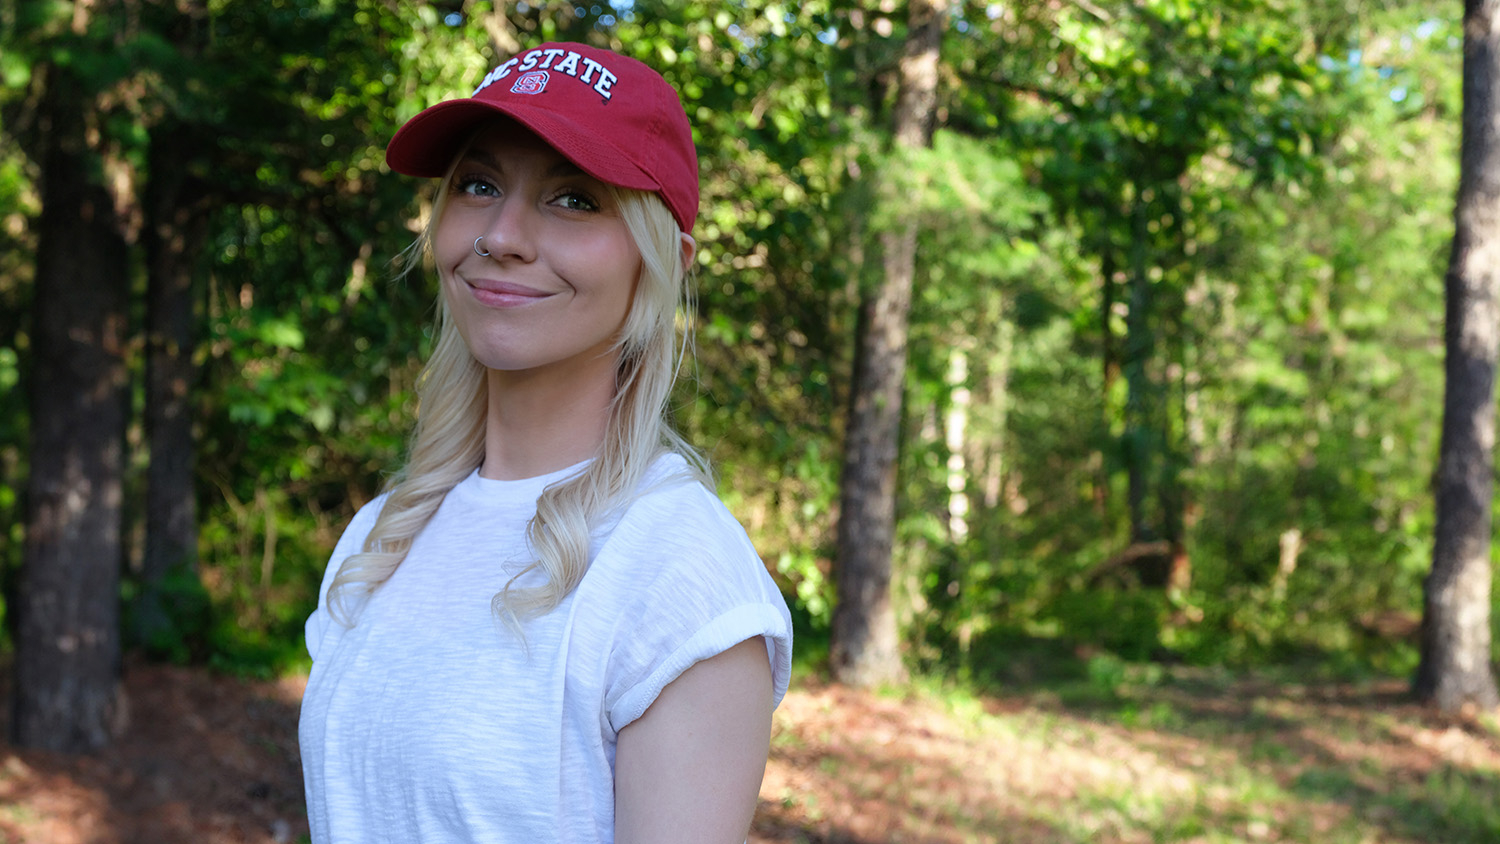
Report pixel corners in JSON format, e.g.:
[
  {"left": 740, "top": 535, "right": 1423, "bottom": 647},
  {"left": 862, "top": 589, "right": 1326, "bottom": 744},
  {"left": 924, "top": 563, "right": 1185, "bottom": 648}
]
[{"left": 326, "top": 149, "right": 708, "bottom": 630}]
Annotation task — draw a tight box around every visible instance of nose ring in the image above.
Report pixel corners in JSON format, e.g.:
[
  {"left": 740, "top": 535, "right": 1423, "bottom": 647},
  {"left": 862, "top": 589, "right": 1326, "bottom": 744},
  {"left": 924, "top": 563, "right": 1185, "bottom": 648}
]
[{"left": 474, "top": 236, "right": 490, "bottom": 257}]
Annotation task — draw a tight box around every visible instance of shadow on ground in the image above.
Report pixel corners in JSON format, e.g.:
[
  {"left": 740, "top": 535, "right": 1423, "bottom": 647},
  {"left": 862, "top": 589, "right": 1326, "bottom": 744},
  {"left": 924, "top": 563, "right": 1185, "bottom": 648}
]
[{"left": 0, "top": 658, "right": 307, "bottom": 844}]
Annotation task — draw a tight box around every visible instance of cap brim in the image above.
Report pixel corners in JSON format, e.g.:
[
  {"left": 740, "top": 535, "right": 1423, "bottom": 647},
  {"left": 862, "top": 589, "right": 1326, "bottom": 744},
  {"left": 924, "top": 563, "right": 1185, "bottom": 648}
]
[{"left": 386, "top": 99, "right": 661, "bottom": 194}]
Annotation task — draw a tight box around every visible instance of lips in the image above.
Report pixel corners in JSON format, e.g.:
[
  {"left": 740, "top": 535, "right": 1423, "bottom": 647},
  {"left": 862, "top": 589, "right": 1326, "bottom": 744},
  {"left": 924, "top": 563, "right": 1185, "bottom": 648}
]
[{"left": 465, "top": 278, "right": 554, "bottom": 308}]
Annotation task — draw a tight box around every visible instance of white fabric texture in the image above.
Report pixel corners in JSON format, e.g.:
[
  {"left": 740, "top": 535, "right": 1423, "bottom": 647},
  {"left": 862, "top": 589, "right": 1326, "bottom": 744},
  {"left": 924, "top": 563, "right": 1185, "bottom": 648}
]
[{"left": 299, "top": 455, "right": 793, "bottom": 844}]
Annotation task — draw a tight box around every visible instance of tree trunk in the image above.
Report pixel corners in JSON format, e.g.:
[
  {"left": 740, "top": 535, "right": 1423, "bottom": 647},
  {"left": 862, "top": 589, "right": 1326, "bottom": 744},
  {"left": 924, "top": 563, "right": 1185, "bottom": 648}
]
[
  {"left": 830, "top": 0, "right": 944, "bottom": 688},
  {"left": 135, "top": 128, "right": 208, "bottom": 649},
  {"left": 1097, "top": 247, "right": 1118, "bottom": 517},
  {"left": 943, "top": 349, "right": 970, "bottom": 541},
  {"left": 1414, "top": 0, "right": 1500, "bottom": 714},
  {"left": 1123, "top": 197, "right": 1155, "bottom": 545},
  {"left": 12, "top": 64, "right": 130, "bottom": 752}
]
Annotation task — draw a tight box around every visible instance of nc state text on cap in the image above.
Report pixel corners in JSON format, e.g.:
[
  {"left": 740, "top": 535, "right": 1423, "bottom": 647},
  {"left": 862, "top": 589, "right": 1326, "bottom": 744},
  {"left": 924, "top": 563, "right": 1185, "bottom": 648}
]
[{"left": 473, "top": 47, "right": 620, "bottom": 101}]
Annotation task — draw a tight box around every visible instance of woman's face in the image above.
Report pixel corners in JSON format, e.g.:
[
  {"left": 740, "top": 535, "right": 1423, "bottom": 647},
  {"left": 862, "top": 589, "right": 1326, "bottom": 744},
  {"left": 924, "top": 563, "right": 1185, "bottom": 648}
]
[{"left": 434, "top": 124, "right": 641, "bottom": 381}]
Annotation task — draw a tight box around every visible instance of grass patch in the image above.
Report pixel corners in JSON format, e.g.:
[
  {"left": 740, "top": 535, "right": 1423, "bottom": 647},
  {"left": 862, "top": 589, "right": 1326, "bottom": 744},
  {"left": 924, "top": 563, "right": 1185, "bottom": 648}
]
[{"left": 841, "top": 658, "right": 1500, "bottom": 844}]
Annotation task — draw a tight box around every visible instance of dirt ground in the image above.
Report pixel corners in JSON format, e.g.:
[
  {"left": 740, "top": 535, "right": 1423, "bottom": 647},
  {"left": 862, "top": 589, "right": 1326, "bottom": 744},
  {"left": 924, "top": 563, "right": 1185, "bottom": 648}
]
[
  {"left": 0, "top": 661, "right": 308, "bottom": 844},
  {"left": 1, "top": 659, "right": 1498, "bottom": 844}
]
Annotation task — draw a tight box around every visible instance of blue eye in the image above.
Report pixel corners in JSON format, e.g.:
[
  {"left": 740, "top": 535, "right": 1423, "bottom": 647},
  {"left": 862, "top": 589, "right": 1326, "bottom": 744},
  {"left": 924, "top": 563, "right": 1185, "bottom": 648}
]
[
  {"left": 555, "top": 191, "right": 599, "bottom": 212},
  {"left": 455, "top": 176, "right": 499, "bottom": 197}
]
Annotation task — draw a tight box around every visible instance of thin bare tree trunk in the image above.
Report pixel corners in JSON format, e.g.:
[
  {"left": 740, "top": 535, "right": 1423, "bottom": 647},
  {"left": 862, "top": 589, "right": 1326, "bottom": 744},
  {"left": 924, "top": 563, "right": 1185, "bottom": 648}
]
[
  {"left": 1414, "top": 0, "right": 1500, "bottom": 714},
  {"left": 830, "top": 0, "right": 945, "bottom": 688},
  {"left": 944, "top": 349, "right": 970, "bottom": 541}
]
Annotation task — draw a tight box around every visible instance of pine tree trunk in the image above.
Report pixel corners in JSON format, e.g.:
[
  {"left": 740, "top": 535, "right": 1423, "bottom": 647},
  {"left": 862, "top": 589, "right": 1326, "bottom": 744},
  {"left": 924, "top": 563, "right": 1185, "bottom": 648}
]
[
  {"left": 135, "top": 129, "right": 207, "bottom": 649},
  {"left": 12, "top": 65, "right": 130, "bottom": 752},
  {"left": 1414, "top": 0, "right": 1500, "bottom": 714},
  {"left": 1097, "top": 248, "right": 1118, "bottom": 517},
  {"left": 1123, "top": 199, "right": 1155, "bottom": 545},
  {"left": 830, "top": 0, "right": 944, "bottom": 688}
]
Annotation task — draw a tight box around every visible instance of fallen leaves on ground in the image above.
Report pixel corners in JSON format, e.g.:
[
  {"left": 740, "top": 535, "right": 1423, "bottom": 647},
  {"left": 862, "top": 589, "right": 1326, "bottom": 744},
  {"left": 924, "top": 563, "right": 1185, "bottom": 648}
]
[{"left": 2, "top": 662, "right": 1498, "bottom": 844}]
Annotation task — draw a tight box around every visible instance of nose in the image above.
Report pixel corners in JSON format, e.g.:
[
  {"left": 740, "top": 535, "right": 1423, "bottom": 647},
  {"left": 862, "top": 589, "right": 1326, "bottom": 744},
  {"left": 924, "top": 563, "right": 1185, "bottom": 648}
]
[{"left": 477, "top": 195, "right": 538, "bottom": 263}]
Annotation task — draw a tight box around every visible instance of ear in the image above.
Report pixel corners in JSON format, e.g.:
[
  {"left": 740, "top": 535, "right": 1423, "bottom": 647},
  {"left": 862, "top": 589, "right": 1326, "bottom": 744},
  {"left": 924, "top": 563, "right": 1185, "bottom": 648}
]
[{"left": 678, "top": 232, "right": 697, "bottom": 274}]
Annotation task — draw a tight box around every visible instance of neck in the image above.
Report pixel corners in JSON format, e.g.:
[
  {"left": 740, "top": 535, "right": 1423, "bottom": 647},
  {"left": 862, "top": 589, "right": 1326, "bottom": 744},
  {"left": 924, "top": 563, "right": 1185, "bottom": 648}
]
[{"left": 478, "top": 353, "right": 618, "bottom": 481}]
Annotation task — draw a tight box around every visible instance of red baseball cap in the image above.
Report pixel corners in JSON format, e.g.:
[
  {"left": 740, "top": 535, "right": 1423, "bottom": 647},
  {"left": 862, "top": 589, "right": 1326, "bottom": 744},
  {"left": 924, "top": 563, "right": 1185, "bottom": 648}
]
[{"left": 386, "top": 42, "right": 699, "bottom": 233}]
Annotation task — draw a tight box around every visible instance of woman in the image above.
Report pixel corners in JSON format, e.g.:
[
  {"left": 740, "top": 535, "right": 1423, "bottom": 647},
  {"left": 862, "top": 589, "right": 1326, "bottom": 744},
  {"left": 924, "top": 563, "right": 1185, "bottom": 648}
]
[{"left": 299, "top": 42, "right": 793, "bottom": 844}]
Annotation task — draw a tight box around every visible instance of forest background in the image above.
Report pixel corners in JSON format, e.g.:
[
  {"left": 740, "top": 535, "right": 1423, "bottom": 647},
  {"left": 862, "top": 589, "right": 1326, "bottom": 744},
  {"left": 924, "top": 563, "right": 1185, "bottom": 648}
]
[{"left": 0, "top": 0, "right": 1492, "bottom": 740}]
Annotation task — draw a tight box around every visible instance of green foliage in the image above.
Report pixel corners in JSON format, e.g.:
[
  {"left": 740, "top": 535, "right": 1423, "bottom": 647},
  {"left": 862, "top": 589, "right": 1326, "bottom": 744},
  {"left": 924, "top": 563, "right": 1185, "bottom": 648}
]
[
  {"left": 0, "top": 9, "right": 39, "bottom": 644},
  {"left": 0, "top": 0, "right": 1478, "bottom": 681},
  {"left": 120, "top": 562, "right": 213, "bottom": 663},
  {"left": 890, "top": 0, "right": 1464, "bottom": 676}
]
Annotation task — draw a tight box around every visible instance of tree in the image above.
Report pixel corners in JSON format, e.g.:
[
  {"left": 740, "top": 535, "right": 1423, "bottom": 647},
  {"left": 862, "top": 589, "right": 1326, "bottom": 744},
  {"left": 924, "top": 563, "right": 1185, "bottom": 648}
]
[
  {"left": 1414, "top": 0, "right": 1500, "bottom": 714},
  {"left": 136, "top": 118, "right": 212, "bottom": 649},
  {"left": 11, "top": 5, "right": 131, "bottom": 751},
  {"left": 830, "top": 0, "right": 947, "bottom": 688},
  {"left": 1040, "top": 0, "right": 1328, "bottom": 581},
  {"left": 132, "top": 0, "right": 376, "bottom": 652}
]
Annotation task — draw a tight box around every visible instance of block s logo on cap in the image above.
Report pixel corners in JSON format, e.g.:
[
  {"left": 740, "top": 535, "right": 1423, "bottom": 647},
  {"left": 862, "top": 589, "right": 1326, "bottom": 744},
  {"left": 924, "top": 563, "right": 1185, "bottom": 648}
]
[{"left": 510, "top": 70, "right": 549, "bottom": 95}]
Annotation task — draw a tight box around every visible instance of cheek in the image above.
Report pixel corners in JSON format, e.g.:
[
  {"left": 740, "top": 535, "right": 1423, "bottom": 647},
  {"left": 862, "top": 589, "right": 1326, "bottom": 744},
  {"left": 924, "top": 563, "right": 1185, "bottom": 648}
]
[
  {"left": 560, "top": 232, "right": 638, "bottom": 299},
  {"left": 432, "top": 206, "right": 481, "bottom": 270},
  {"left": 432, "top": 228, "right": 467, "bottom": 276}
]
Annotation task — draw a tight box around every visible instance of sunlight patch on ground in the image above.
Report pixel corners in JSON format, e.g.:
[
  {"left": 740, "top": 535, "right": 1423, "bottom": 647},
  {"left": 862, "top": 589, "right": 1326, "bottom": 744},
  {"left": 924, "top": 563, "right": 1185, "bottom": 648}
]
[{"left": 755, "top": 677, "right": 1499, "bottom": 844}]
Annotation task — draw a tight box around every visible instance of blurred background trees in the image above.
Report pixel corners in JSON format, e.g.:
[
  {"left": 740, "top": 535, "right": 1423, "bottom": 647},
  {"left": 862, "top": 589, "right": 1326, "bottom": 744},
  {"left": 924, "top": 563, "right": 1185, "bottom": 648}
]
[{"left": 1, "top": 0, "right": 1493, "bottom": 751}]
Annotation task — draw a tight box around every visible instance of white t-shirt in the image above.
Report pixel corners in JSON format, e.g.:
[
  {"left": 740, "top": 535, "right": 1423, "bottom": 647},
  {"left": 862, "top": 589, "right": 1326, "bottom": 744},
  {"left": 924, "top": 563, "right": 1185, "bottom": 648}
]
[{"left": 299, "top": 455, "right": 793, "bottom": 844}]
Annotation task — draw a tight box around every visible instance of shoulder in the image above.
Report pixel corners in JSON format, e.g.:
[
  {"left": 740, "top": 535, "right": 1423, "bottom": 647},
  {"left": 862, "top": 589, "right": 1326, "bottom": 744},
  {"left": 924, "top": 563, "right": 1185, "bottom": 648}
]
[
  {"left": 334, "top": 493, "right": 391, "bottom": 562},
  {"left": 602, "top": 456, "right": 760, "bottom": 574},
  {"left": 349, "top": 491, "right": 392, "bottom": 534},
  {"left": 628, "top": 452, "right": 746, "bottom": 540},
  {"left": 312, "top": 492, "right": 391, "bottom": 601},
  {"left": 584, "top": 453, "right": 794, "bottom": 710},
  {"left": 305, "top": 491, "right": 391, "bottom": 660}
]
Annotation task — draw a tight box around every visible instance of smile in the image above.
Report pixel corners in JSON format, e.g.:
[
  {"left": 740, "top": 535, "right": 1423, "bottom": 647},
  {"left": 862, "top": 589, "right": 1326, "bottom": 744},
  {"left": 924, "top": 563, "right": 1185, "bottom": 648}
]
[{"left": 465, "top": 279, "right": 554, "bottom": 308}]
